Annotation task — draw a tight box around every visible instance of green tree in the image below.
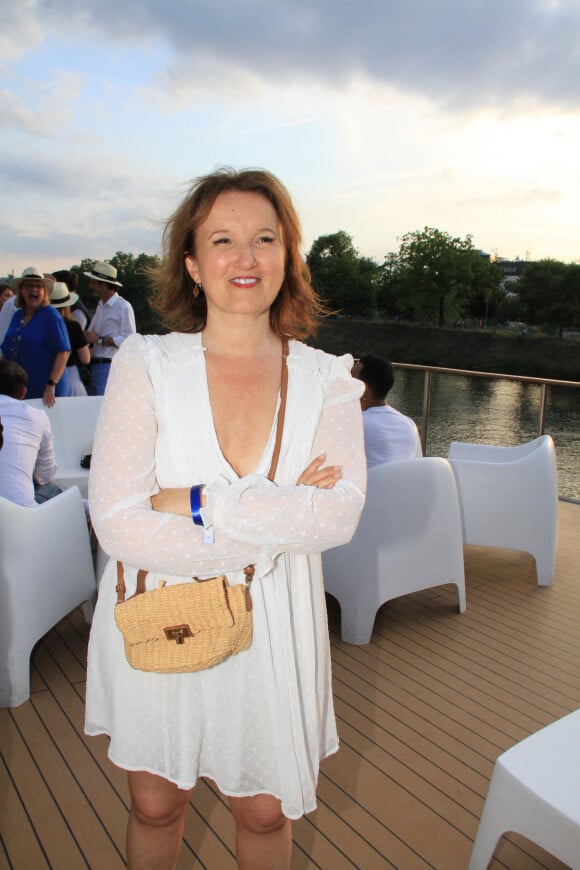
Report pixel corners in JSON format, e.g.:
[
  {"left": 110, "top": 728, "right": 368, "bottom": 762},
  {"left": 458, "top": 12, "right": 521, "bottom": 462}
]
[
  {"left": 110, "top": 252, "right": 162, "bottom": 333},
  {"left": 518, "top": 259, "right": 580, "bottom": 336},
  {"left": 385, "top": 227, "right": 499, "bottom": 326},
  {"left": 376, "top": 252, "right": 401, "bottom": 318},
  {"left": 463, "top": 257, "right": 505, "bottom": 328},
  {"left": 306, "top": 231, "right": 379, "bottom": 316}
]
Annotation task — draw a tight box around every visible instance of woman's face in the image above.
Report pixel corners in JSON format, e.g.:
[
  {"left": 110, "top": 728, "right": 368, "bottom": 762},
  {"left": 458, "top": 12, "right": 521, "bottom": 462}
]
[
  {"left": 185, "top": 190, "right": 286, "bottom": 323},
  {"left": 20, "top": 279, "right": 46, "bottom": 313},
  {"left": 0, "top": 287, "right": 13, "bottom": 309}
]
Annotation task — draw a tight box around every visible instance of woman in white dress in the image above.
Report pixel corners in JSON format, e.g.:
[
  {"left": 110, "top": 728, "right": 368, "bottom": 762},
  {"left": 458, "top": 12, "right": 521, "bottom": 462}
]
[{"left": 85, "top": 168, "right": 366, "bottom": 869}]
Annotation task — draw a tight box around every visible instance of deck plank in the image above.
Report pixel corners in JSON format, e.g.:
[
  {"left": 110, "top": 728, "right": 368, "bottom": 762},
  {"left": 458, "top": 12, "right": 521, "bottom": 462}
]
[
  {"left": 12, "top": 689, "right": 125, "bottom": 869},
  {"left": 181, "top": 780, "right": 237, "bottom": 868},
  {"left": 329, "top": 722, "right": 474, "bottom": 869},
  {"left": 0, "top": 708, "right": 88, "bottom": 868},
  {"left": 0, "top": 753, "right": 49, "bottom": 870},
  {"left": 315, "top": 769, "right": 430, "bottom": 869},
  {"left": 292, "top": 798, "right": 391, "bottom": 869}
]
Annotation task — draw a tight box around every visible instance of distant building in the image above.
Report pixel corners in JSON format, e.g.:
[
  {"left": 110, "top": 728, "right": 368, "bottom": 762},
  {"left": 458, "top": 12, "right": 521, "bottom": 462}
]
[{"left": 493, "top": 258, "right": 533, "bottom": 284}]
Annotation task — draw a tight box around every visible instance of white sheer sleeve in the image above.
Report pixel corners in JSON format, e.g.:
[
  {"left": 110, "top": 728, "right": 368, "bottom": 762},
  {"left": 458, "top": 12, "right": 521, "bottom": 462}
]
[
  {"left": 89, "top": 339, "right": 261, "bottom": 576},
  {"left": 89, "top": 339, "right": 366, "bottom": 577},
  {"left": 204, "top": 355, "right": 366, "bottom": 556}
]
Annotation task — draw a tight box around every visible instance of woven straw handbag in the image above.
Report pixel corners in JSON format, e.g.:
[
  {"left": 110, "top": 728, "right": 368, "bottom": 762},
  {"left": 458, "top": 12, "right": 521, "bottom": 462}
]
[
  {"left": 114, "top": 341, "right": 288, "bottom": 674},
  {"left": 114, "top": 563, "right": 255, "bottom": 673}
]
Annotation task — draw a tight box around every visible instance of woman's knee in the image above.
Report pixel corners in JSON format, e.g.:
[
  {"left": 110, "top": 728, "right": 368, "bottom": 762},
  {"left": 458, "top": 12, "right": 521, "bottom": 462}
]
[
  {"left": 128, "top": 771, "right": 191, "bottom": 828},
  {"left": 229, "top": 794, "right": 287, "bottom": 835}
]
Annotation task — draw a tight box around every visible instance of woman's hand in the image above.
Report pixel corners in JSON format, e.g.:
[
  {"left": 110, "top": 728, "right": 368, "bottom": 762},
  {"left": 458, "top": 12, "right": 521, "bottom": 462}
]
[
  {"left": 43, "top": 351, "right": 70, "bottom": 406},
  {"left": 296, "top": 454, "right": 343, "bottom": 489},
  {"left": 43, "top": 383, "right": 56, "bottom": 408}
]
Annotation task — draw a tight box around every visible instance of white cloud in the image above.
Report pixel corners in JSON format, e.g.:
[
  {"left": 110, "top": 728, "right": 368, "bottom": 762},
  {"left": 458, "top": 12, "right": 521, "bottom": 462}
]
[
  {"left": 29, "top": 0, "right": 580, "bottom": 111},
  {"left": 0, "top": 67, "right": 84, "bottom": 135},
  {"left": 0, "top": 0, "right": 44, "bottom": 60},
  {"left": 1, "top": 0, "right": 579, "bottom": 276}
]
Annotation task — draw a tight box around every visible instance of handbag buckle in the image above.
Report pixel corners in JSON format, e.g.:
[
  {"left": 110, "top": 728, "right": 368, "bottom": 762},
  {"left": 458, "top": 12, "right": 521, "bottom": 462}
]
[{"left": 164, "top": 624, "right": 194, "bottom": 644}]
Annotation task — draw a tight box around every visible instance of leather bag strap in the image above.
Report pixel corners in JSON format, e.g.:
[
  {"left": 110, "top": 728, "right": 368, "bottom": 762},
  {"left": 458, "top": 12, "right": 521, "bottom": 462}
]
[
  {"left": 116, "top": 562, "right": 148, "bottom": 603},
  {"left": 267, "top": 338, "right": 288, "bottom": 483}
]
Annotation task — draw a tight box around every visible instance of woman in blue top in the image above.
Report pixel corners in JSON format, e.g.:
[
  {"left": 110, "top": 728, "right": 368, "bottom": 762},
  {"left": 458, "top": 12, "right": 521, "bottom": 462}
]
[{"left": 1, "top": 267, "right": 70, "bottom": 406}]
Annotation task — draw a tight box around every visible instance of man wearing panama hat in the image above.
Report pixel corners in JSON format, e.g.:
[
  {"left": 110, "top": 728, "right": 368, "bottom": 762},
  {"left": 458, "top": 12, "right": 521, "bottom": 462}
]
[{"left": 83, "top": 261, "right": 136, "bottom": 396}]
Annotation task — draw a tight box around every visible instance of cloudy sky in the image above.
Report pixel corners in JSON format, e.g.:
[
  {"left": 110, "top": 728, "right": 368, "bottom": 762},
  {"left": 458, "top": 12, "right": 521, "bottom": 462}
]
[{"left": 2, "top": 0, "right": 580, "bottom": 280}]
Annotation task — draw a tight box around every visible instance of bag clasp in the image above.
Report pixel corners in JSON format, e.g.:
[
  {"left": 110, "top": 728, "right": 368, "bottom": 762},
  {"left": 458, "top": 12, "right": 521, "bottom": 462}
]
[{"left": 164, "top": 624, "right": 194, "bottom": 644}]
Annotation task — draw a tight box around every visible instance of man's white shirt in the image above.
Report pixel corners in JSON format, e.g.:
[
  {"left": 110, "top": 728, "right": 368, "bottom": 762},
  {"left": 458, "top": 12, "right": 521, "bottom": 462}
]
[
  {"left": 0, "top": 395, "right": 57, "bottom": 506},
  {"left": 88, "top": 293, "right": 136, "bottom": 359},
  {"left": 362, "top": 404, "right": 423, "bottom": 468}
]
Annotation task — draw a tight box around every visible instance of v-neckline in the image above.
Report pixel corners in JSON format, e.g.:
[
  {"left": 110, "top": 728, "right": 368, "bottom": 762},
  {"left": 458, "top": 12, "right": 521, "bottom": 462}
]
[{"left": 199, "top": 347, "right": 281, "bottom": 481}]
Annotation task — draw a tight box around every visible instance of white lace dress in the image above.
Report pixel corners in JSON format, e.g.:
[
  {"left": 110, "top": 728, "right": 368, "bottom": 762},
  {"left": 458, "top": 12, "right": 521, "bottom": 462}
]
[{"left": 85, "top": 332, "right": 366, "bottom": 819}]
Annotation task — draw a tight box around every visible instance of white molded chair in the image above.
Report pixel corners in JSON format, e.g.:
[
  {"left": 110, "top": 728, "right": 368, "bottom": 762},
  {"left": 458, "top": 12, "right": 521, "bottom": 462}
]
[
  {"left": 322, "top": 458, "right": 466, "bottom": 645},
  {"left": 448, "top": 435, "right": 558, "bottom": 586},
  {"left": 26, "top": 396, "right": 103, "bottom": 497},
  {"left": 468, "top": 708, "right": 580, "bottom": 869},
  {"left": 0, "top": 487, "right": 97, "bottom": 707}
]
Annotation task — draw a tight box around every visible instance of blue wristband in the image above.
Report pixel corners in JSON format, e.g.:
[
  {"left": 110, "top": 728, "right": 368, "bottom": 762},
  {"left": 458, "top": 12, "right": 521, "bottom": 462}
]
[{"left": 189, "top": 485, "right": 204, "bottom": 526}]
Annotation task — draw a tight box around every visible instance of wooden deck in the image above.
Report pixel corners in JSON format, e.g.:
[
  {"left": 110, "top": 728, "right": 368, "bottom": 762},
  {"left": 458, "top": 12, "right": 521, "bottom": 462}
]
[{"left": 1, "top": 501, "right": 579, "bottom": 869}]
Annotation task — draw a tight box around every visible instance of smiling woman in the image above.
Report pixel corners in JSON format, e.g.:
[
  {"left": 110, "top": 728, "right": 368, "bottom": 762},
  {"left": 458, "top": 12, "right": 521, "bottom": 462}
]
[
  {"left": 85, "top": 168, "right": 366, "bottom": 869},
  {"left": 183, "top": 189, "right": 286, "bottom": 327},
  {"left": 148, "top": 168, "right": 326, "bottom": 338},
  {"left": 0, "top": 266, "right": 70, "bottom": 406}
]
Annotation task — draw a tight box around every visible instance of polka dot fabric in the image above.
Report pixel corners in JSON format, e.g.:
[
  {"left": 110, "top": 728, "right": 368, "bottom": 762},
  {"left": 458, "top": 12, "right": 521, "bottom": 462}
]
[{"left": 85, "top": 333, "right": 366, "bottom": 819}]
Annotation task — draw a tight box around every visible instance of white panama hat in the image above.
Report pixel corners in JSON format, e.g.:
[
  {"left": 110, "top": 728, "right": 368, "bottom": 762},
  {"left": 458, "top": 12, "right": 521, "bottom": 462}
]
[
  {"left": 12, "top": 266, "right": 53, "bottom": 295},
  {"left": 49, "top": 281, "right": 80, "bottom": 308},
  {"left": 83, "top": 261, "right": 123, "bottom": 287}
]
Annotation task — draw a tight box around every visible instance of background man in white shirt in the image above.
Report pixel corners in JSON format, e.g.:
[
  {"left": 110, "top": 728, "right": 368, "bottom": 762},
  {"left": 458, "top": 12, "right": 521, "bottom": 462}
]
[
  {"left": 0, "top": 360, "right": 61, "bottom": 506},
  {"left": 84, "top": 261, "right": 136, "bottom": 395},
  {"left": 352, "top": 354, "right": 423, "bottom": 468}
]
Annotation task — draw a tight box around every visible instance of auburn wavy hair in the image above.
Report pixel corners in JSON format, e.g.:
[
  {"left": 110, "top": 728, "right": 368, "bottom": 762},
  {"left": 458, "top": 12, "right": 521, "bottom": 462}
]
[{"left": 149, "top": 168, "right": 328, "bottom": 338}]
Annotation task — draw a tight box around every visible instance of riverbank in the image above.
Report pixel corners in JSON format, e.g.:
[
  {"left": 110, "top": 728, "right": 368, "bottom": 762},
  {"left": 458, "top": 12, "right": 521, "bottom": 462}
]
[{"left": 312, "top": 319, "right": 580, "bottom": 381}]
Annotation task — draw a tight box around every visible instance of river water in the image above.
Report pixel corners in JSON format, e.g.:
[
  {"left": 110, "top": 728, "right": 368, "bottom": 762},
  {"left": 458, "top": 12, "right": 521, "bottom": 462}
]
[{"left": 388, "top": 370, "right": 580, "bottom": 501}]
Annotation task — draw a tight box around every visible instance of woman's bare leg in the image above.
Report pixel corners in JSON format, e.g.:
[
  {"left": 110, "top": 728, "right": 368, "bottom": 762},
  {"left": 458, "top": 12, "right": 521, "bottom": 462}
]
[
  {"left": 229, "top": 794, "right": 292, "bottom": 870},
  {"left": 126, "top": 771, "right": 193, "bottom": 870}
]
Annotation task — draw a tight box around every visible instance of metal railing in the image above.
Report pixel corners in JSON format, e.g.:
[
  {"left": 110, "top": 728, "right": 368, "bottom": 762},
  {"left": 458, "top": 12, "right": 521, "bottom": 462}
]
[{"left": 392, "top": 362, "right": 580, "bottom": 456}]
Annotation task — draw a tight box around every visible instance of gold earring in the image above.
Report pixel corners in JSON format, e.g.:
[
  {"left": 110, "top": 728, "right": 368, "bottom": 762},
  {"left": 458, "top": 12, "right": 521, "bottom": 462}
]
[{"left": 193, "top": 281, "right": 203, "bottom": 299}]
